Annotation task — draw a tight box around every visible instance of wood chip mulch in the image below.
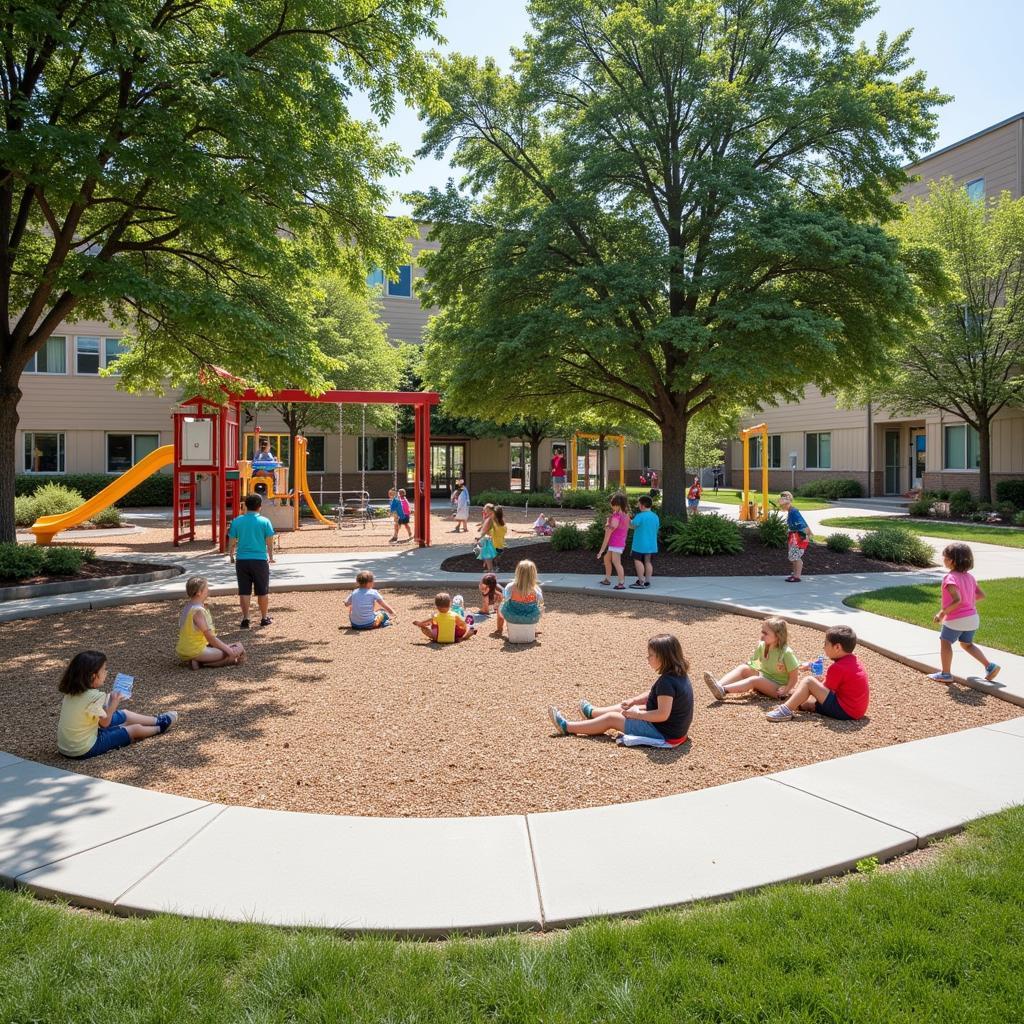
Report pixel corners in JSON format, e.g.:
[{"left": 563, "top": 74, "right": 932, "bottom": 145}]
[
  {"left": 1, "top": 589, "right": 1014, "bottom": 818},
  {"left": 4, "top": 559, "right": 171, "bottom": 587}
]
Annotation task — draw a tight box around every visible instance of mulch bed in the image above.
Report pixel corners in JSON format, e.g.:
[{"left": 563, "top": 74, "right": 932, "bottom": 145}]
[
  {"left": 440, "top": 533, "right": 915, "bottom": 577},
  {"left": 1, "top": 589, "right": 1013, "bottom": 819},
  {"left": 5, "top": 560, "right": 171, "bottom": 587}
]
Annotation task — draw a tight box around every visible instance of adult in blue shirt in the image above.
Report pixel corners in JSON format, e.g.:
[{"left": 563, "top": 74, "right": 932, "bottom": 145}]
[
  {"left": 629, "top": 494, "right": 660, "bottom": 588},
  {"left": 227, "top": 493, "right": 275, "bottom": 628}
]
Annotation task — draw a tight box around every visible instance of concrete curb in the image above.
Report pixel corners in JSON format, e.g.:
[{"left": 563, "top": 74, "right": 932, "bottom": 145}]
[{"left": 0, "top": 564, "right": 183, "bottom": 602}]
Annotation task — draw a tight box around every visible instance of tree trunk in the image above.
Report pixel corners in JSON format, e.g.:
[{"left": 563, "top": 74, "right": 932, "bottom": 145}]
[
  {"left": 660, "top": 415, "right": 688, "bottom": 518},
  {"left": 0, "top": 376, "right": 23, "bottom": 543},
  {"left": 978, "top": 416, "right": 993, "bottom": 504},
  {"left": 528, "top": 433, "right": 542, "bottom": 492}
]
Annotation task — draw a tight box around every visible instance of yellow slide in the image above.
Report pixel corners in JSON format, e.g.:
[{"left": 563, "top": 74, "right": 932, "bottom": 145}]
[
  {"left": 293, "top": 436, "right": 334, "bottom": 527},
  {"left": 31, "top": 444, "right": 175, "bottom": 545}
]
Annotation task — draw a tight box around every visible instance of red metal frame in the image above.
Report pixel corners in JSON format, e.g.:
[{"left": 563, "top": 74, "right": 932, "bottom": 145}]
[{"left": 172, "top": 385, "right": 439, "bottom": 550}]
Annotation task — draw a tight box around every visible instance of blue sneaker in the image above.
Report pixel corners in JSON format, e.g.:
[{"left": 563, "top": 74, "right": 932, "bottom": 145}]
[
  {"left": 578, "top": 699, "right": 594, "bottom": 719},
  {"left": 926, "top": 672, "right": 954, "bottom": 683},
  {"left": 548, "top": 705, "right": 568, "bottom": 735},
  {"left": 985, "top": 663, "right": 1001, "bottom": 681},
  {"left": 156, "top": 711, "right": 179, "bottom": 734}
]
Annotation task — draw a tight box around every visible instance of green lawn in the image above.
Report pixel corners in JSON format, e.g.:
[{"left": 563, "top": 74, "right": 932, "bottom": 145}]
[
  {"left": 4, "top": 810, "right": 1024, "bottom": 1021},
  {"left": 625, "top": 486, "right": 832, "bottom": 512},
  {"left": 821, "top": 515, "right": 1024, "bottom": 549},
  {"left": 845, "top": 577, "right": 1024, "bottom": 656}
]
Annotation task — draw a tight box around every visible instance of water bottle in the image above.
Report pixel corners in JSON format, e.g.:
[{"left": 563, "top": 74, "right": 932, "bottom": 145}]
[
  {"left": 810, "top": 656, "right": 825, "bottom": 677},
  {"left": 452, "top": 594, "right": 465, "bottom": 619}
]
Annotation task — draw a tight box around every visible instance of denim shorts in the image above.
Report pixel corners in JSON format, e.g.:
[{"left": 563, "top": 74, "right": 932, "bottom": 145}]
[
  {"left": 814, "top": 691, "right": 854, "bottom": 721},
  {"left": 70, "top": 710, "right": 131, "bottom": 759},
  {"left": 351, "top": 611, "right": 390, "bottom": 630},
  {"left": 940, "top": 623, "right": 977, "bottom": 643},
  {"left": 624, "top": 718, "right": 665, "bottom": 741}
]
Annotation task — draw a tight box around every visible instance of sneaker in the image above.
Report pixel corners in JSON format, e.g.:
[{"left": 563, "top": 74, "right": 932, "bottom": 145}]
[
  {"left": 643, "top": 581, "right": 651, "bottom": 587},
  {"left": 578, "top": 699, "right": 594, "bottom": 719},
  {"left": 784, "top": 576, "right": 801, "bottom": 583},
  {"left": 239, "top": 618, "right": 250, "bottom": 630},
  {"left": 156, "top": 711, "right": 179, "bottom": 734},
  {"left": 926, "top": 672, "right": 954, "bottom": 683},
  {"left": 703, "top": 671, "right": 725, "bottom": 701},
  {"left": 630, "top": 580, "right": 645, "bottom": 589},
  {"left": 548, "top": 705, "right": 568, "bottom": 735},
  {"left": 260, "top": 616, "right": 273, "bottom": 627},
  {"left": 766, "top": 705, "right": 794, "bottom": 722},
  {"left": 985, "top": 662, "right": 1001, "bottom": 681}
]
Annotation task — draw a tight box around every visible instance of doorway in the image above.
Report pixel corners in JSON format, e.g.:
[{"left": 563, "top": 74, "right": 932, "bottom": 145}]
[
  {"left": 910, "top": 429, "right": 926, "bottom": 490},
  {"left": 430, "top": 443, "right": 465, "bottom": 496},
  {"left": 884, "top": 430, "right": 901, "bottom": 495},
  {"left": 509, "top": 442, "right": 532, "bottom": 492}
]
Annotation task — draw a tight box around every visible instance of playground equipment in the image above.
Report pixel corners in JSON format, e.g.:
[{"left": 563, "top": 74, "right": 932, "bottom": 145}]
[
  {"left": 739, "top": 423, "right": 770, "bottom": 522},
  {"left": 569, "top": 433, "right": 626, "bottom": 490}
]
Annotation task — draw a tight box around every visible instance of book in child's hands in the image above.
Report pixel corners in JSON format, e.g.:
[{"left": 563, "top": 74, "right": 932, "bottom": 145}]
[{"left": 112, "top": 673, "right": 134, "bottom": 699}]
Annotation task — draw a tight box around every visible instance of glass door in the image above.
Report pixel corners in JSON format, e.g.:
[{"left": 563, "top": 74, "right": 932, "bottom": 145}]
[
  {"left": 911, "top": 430, "right": 926, "bottom": 490},
  {"left": 429, "top": 443, "right": 466, "bottom": 496},
  {"left": 884, "top": 430, "right": 901, "bottom": 495},
  {"left": 509, "top": 442, "right": 531, "bottom": 492}
]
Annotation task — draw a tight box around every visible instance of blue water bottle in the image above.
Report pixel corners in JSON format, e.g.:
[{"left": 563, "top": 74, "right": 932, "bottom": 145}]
[{"left": 810, "top": 656, "right": 825, "bottom": 677}]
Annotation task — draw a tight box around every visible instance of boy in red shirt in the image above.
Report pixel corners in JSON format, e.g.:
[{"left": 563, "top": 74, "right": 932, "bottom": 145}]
[{"left": 766, "top": 625, "right": 869, "bottom": 722}]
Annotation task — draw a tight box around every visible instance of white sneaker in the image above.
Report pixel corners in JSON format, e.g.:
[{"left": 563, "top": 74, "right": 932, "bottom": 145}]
[{"left": 703, "top": 671, "right": 725, "bottom": 701}]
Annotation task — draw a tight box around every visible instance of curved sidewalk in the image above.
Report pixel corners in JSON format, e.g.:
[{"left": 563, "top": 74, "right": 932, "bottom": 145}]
[{"left": 2, "top": 541, "right": 1024, "bottom": 934}]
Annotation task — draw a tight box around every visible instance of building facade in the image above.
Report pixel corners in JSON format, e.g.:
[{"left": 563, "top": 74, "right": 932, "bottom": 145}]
[{"left": 733, "top": 112, "right": 1024, "bottom": 496}]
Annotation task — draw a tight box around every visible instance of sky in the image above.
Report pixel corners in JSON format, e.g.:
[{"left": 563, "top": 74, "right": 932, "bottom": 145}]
[{"left": 351, "top": 0, "right": 1024, "bottom": 216}]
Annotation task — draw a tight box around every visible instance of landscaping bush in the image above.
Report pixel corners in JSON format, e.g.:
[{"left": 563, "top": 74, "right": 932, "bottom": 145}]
[
  {"left": 826, "top": 532, "right": 856, "bottom": 553},
  {"left": 858, "top": 526, "right": 933, "bottom": 567},
  {"left": 664, "top": 513, "right": 743, "bottom": 556},
  {"left": 1015, "top": 510, "right": 1024, "bottom": 527},
  {"left": 756, "top": 511, "right": 788, "bottom": 549},
  {"left": 949, "top": 488, "right": 976, "bottom": 518},
  {"left": 29, "top": 483, "right": 85, "bottom": 518},
  {"left": 472, "top": 488, "right": 608, "bottom": 510},
  {"left": 89, "top": 505, "right": 123, "bottom": 527},
  {"left": 996, "top": 501, "right": 1016, "bottom": 522},
  {"left": 583, "top": 518, "right": 606, "bottom": 551},
  {"left": 907, "top": 494, "right": 935, "bottom": 517},
  {"left": 0, "top": 543, "right": 47, "bottom": 580},
  {"left": 13, "top": 494, "right": 36, "bottom": 528},
  {"left": 796, "top": 478, "right": 863, "bottom": 500},
  {"left": 995, "top": 479, "right": 1024, "bottom": 510},
  {"left": 550, "top": 523, "right": 583, "bottom": 551},
  {"left": 42, "top": 546, "right": 90, "bottom": 575},
  {"left": 15, "top": 472, "right": 174, "bottom": 507}
]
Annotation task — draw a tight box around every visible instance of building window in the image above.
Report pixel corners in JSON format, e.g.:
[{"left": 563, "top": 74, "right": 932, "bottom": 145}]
[
  {"left": 748, "top": 434, "right": 782, "bottom": 469},
  {"left": 386, "top": 265, "right": 413, "bottom": 298},
  {"left": 965, "top": 178, "right": 985, "bottom": 203},
  {"left": 75, "top": 335, "right": 124, "bottom": 374},
  {"left": 357, "top": 437, "right": 392, "bottom": 471},
  {"left": 23, "top": 432, "right": 65, "bottom": 473},
  {"left": 305, "top": 435, "right": 325, "bottom": 473},
  {"left": 104, "top": 338, "right": 126, "bottom": 372},
  {"left": 805, "top": 432, "right": 832, "bottom": 469},
  {"left": 944, "top": 424, "right": 980, "bottom": 470},
  {"left": 366, "top": 268, "right": 385, "bottom": 288},
  {"left": 106, "top": 433, "right": 160, "bottom": 474},
  {"left": 24, "top": 336, "right": 67, "bottom": 374}
]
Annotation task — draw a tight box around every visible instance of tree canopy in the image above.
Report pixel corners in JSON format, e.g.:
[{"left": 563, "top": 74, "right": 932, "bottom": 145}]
[{"left": 412, "top": 0, "right": 945, "bottom": 514}]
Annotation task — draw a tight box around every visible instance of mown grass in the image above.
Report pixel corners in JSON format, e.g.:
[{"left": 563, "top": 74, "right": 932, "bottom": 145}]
[
  {"left": 845, "top": 577, "right": 1024, "bottom": 657},
  {"left": 4, "top": 809, "right": 1024, "bottom": 1022},
  {"left": 624, "top": 487, "right": 832, "bottom": 512},
  {"left": 821, "top": 515, "right": 1024, "bottom": 549}
]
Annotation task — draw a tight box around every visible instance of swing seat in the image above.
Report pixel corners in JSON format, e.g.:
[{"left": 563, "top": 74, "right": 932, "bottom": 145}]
[{"left": 506, "top": 622, "right": 537, "bottom": 644}]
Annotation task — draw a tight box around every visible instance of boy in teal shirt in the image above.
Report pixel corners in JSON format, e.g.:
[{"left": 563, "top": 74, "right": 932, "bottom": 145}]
[
  {"left": 629, "top": 495, "right": 660, "bottom": 588},
  {"left": 227, "top": 493, "right": 275, "bottom": 628}
]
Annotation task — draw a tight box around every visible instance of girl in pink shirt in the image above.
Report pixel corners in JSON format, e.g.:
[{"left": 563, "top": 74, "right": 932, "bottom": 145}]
[
  {"left": 597, "top": 493, "right": 631, "bottom": 589},
  {"left": 928, "top": 542, "right": 1000, "bottom": 683}
]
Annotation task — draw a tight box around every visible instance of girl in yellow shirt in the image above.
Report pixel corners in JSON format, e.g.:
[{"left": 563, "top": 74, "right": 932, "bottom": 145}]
[{"left": 176, "top": 576, "right": 246, "bottom": 669}]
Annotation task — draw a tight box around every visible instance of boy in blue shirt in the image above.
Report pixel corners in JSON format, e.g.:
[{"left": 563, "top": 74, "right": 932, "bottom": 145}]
[
  {"left": 227, "top": 493, "right": 275, "bottom": 627},
  {"left": 779, "top": 491, "right": 811, "bottom": 583},
  {"left": 629, "top": 494, "right": 660, "bottom": 588}
]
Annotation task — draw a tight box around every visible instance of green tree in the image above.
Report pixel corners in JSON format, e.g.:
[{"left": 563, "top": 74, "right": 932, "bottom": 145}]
[
  {"left": 876, "top": 180, "right": 1024, "bottom": 502},
  {"left": 0, "top": 0, "right": 441, "bottom": 541},
  {"left": 413, "top": 0, "right": 944, "bottom": 515}
]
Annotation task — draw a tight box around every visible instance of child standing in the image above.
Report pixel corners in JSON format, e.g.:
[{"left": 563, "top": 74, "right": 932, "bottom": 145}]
[
  {"left": 549, "top": 634, "right": 693, "bottom": 746},
  {"left": 494, "top": 559, "right": 544, "bottom": 638},
  {"left": 687, "top": 476, "right": 702, "bottom": 513},
  {"left": 396, "top": 489, "right": 413, "bottom": 542},
  {"left": 703, "top": 617, "right": 799, "bottom": 700},
  {"left": 629, "top": 494, "right": 660, "bottom": 588},
  {"left": 779, "top": 491, "right": 811, "bottom": 582},
  {"left": 344, "top": 570, "right": 398, "bottom": 630},
  {"left": 413, "top": 592, "right": 476, "bottom": 644},
  {"left": 477, "top": 503, "right": 506, "bottom": 571},
  {"left": 388, "top": 488, "right": 402, "bottom": 543},
  {"left": 57, "top": 651, "right": 178, "bottom": 760},
  {"left": 452, "top": 480, "right": 471, "bottom": 533},
  {"left": 927, "top": 542, "right": 1000, "bottom": 683},
  {"left": 176, "top": 576, "right": 246, "bottom": 670},
  {"left": 767, "top": 625, "right": 870, "bottom": 721},
  {"left": 597, "top": 493, "right": 631, "bottom": 589}
]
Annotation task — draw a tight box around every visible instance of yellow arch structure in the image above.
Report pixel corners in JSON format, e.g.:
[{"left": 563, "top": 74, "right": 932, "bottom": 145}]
[
  {"left": 570, "top": 433, "right": 626, "bottom": 490},
  {"left": 739, "top": 423, "right": 769, "bottom": 522}
]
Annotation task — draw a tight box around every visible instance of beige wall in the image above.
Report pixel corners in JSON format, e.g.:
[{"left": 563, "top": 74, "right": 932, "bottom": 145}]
[{"left": 377, "top": 225, "right": 440, "bottom": 346}]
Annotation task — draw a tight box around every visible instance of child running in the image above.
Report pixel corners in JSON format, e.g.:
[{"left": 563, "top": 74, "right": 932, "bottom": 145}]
[
  {"left": 927, "top": 542, "right": 1000, "bottom": 683},
  {"left": 57, "top": 651, "right": 178, "bottom": 760},
  {"left": 344, "top": 570, "right": 398, "bottom": 630},
  {"left": 478, "top": 572, "right": 503, "bottom": 616},
  {"left": 413, "top": 592, "right": 477, "bottom": 644},
  {"left": 778, "top": 491, "right": 811, "bottom": 582},
  {"left": 549, "top": 634, "right": 693, "bottom": 746},
  {"left": 629, "top": 494, "right": 660, "bottom": 588},
  {"left": 703, "top": 617, "right": 799, "bottom": 701},
  {"left": 476, "top": 503, "right": 506, "bottom": 571},
  {"left": 494, "top": 559, "right": 543, "bottom": 638},
  {"left": 597, "top": 493, "right": 631, "bottom": 589},
  {"left": 176, "top": 576, "right": 246, "bottom": 669},
  {"left": 766, "top": 625, "right": 870, "bottom": 722}
]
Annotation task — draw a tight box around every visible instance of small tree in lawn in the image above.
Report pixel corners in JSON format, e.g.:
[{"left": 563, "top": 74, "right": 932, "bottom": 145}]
[
  {"left": 874, "top": 180, "right": 1024, "bottom": 502},
  {"left": 684, "top": 413, "right": 734, "bottom": 481}
]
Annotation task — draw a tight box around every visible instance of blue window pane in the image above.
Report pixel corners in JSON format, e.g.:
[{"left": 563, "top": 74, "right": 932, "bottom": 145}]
[
  {"left": 366, "top": 268, "right": 384, "bottom": 288},
  {"left": 387, "top": 265, "right": 412, "bottom": 298},
  {"left": 966, "top": 178, "right": 985, "bottom": 203}
]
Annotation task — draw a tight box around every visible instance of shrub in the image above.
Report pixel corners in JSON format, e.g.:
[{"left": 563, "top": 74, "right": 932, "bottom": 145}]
[
  {"left": 996, "top": 501, "right": 1016, "bottom": 522},
  {"left": 15, "top": 472, "right": 174, "bottom": 507},
  {"left": 13, "top": 494, "right": 37, "bottom": 528},
  {"left": 472, "top": 488, "right": 611, "bottom": 510},
  {"left": 89, "top": 505, "right": 122, "bottom": 527},
  {"left": 859, "top": 526, "right": 933, "bottom": 567},
  {"left": 995, "top": 479, "right": 1024, "bottom": 510},
  {"left": 30, "top": 483, "right": 85, "bottom": 518},
  {"left": 0, "top": 543, "right": 47, "bottom": 580},
  {"left": 664, "top": 513, "right": 743, "bottom": 556},
  {"left": 826, "top": 532, "right": 856, "bottom": 553},
  {"left": 1015, "top": 510, "right": 1024, "bottom": 527},
  {"left": 796, "top": 478, "right": 863, "bottom": 500},
  {"left": 948, "top": 488, "right": 975, "bottom": 518},
  {"left": 42, "top": 546, "right": 87, "bottom": 575},
  {"left": 583, "top": 518, "right": 606, "bottom": 551},
  {"left": 756, "top": 511, "right": 788, "bottom": 549},
  {"left": 935, "top": 489, "right": 951, "bottom": 500},
  {"left": 907, "top": 495, "right": 935, "bottom": 518},
  {"left": 550, "top": 523, "right": 583, "bottom": 551}
]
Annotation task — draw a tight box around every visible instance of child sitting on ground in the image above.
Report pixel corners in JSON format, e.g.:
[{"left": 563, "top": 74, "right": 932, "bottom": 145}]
[
  {"left": 344, "top": 570, "right": 398, "bottom": 630},
  {"left": 703, "top": 617, "right": 799, "bottom": 701},
  {"left": 766, "top": 625, "right": 870, "bottom": 721},
  {"left": 927, "top": 542, "right": 1000, "bottom": 684},
  {"left": 57, "top": 650, "right": 178, "bottom": 760},
  {"left": 494, "top": 559, "right": 544, "bottom": 638},
  {"left": 478, "top": 572, "right": 503, "bottom": 616},
  {"left": 413, "top": 592, "right": 477, "bottom": 644},
  {"left": 549, "top": 634, "right": 693, "bottom": 746},
  {"left": 533, "top": 513, "right": 556, "bottom": 536},
  {"left": 176, "top": 576, "right": 246, "bottom": 669}
]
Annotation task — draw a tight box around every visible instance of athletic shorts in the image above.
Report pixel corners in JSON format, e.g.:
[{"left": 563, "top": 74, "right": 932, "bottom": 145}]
[
  {"left": 397, "top": 516, "right": 410, "bottom": 525},
  {"left": 65, "top": 711, "right": 130, "bottom": 760},
  {"left": 814, "top": 691, "right": 855, "bottom": 721},
  {"left": 351, "top": 611, "right": 390, "bottom": 630},
  {"left": 236, "top": 559, "right": 271, "bottom": 597}
]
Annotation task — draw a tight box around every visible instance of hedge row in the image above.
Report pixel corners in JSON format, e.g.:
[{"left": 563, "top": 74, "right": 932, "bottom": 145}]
[
  {"left": 0, "top": 543, "right": 96, "bottom": 581},
  {"left": 795, "top": 478, "right": 863, "bottom": 500},
  {"left": 15, "top": 473, "right": 173, "bottom": 507}
]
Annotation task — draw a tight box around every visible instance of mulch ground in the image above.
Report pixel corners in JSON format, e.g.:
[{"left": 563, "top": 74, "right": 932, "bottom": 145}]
[
  {"left": 5, "top": 559, "right": 171, "bottom": 587},
  {"left": 1, "top": 589, "right": 1014, "bottom": 818},
  {"left": 441, "top": 533, "right": 914, "bottom": 578}
]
